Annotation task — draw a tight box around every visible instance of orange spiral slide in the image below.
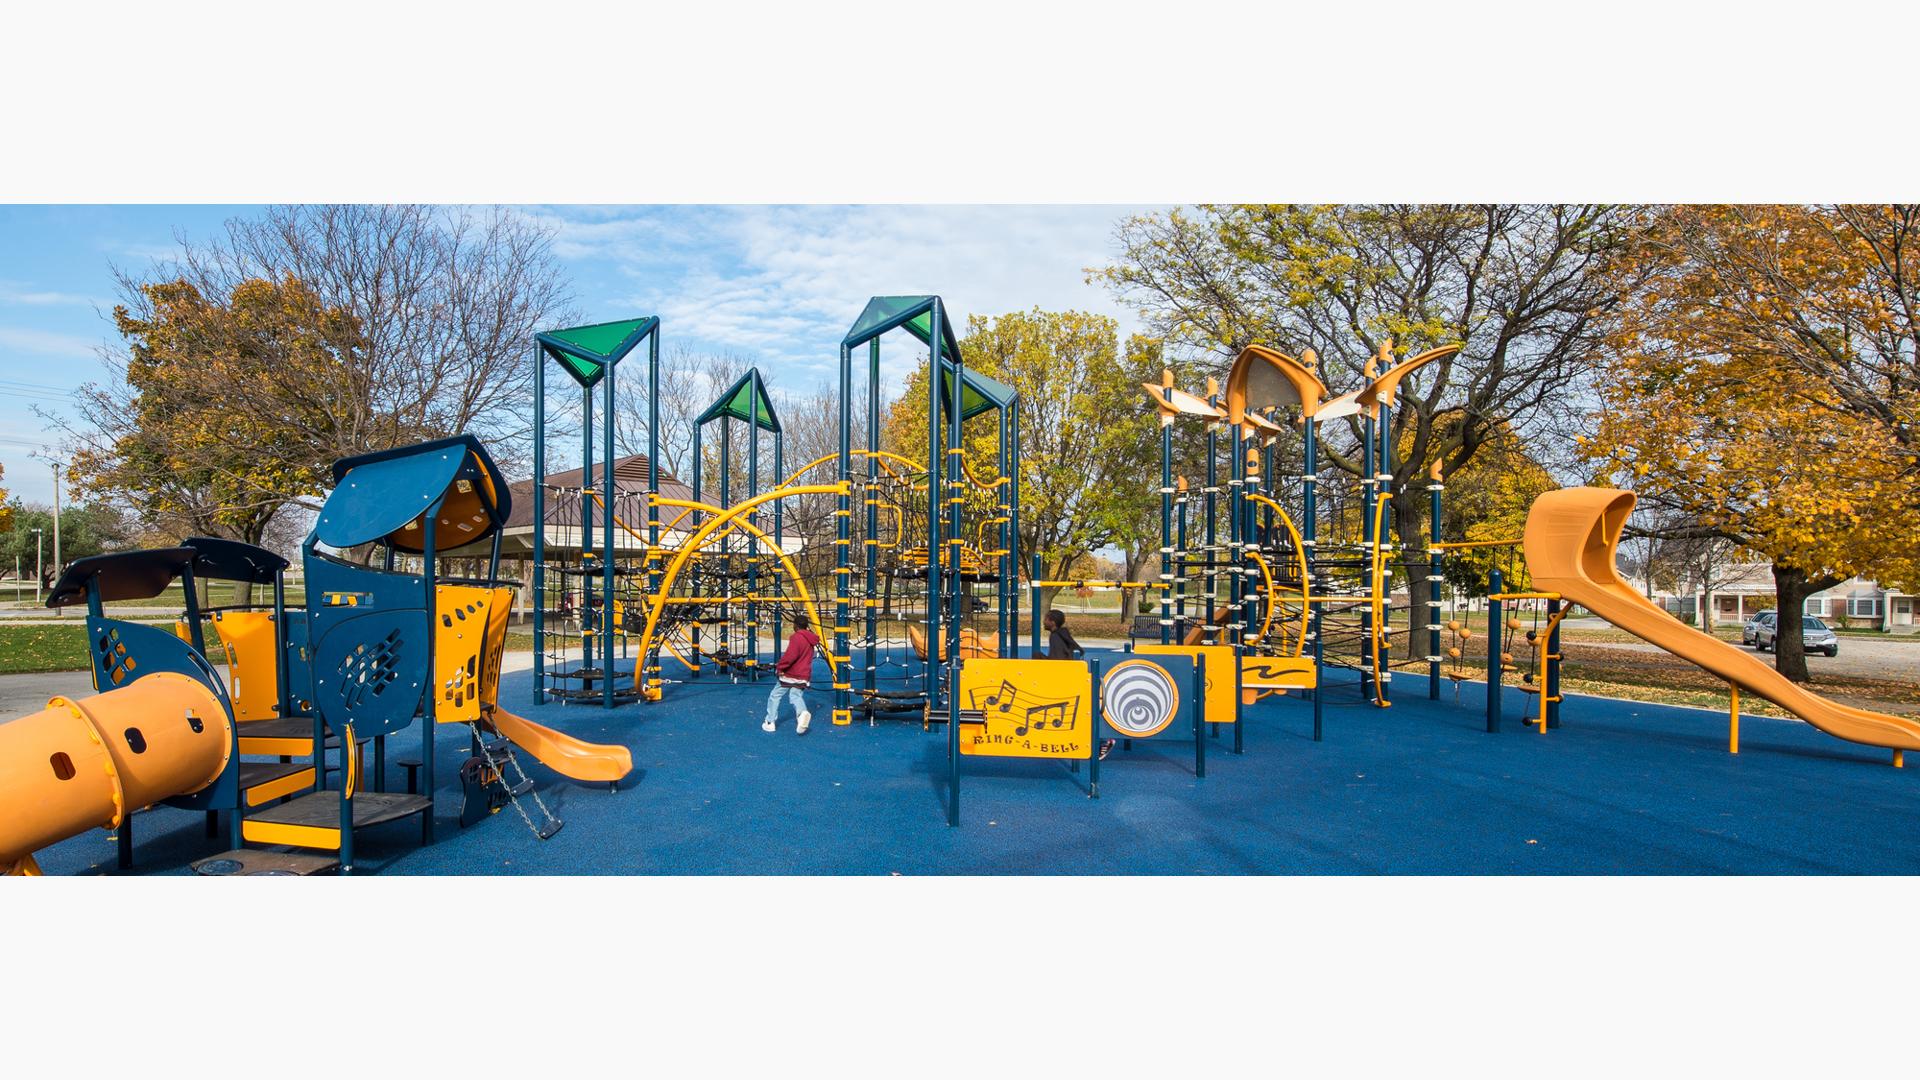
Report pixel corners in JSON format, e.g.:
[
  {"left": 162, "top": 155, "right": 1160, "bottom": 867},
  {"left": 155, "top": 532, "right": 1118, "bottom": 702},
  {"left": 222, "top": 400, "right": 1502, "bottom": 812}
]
[{"left": 1523, "top": 487, "right": 1920, "bottom": 755}]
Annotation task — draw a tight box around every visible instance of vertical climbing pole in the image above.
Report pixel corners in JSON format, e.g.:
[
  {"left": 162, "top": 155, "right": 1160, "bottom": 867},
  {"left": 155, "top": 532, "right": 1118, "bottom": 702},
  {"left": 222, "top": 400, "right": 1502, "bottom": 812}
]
[
  {"left": 1487, "top": 565, "right": 1504, "bottom": 733},
  {"left": 532, "top": 342, "right": 546, "bottom": 708},
  {"left": 926, "top": 305, "right": 955, "bottom": 826},
  {"left": 773, "top": 423, "right": 784, "bottom": 676},
  {"left": 1303, "top": 410, "right": 1323, "bottom": 741},
  {"left": 837, "top": 342, "right": 854, "bottom": 727},
  {"left": 997, "top": 405, "right": 1011, "bottom": 656},
  {"left": 1203, "top": 403, "right": 1219, "bottom": 644},
  {"left": 1428, "top": 466, "right": 1444, "bottom": 700},
  {"left": 420, "top": 512, "right": 439, "bottom": 845},
  {"left": 1007, "top": 397, "right": 1021, "bottom": 656},
  {"left": 1158, "top": 382, "right": 1174, "bottom": 646},
  {"left": 1228, "top": 422, "right": 1244, "bottom": 650},
  {"left": 748, "top": 386, "right": 761, "bottom": 675},
  {"left": 581, "top": 377, "right": 596, "bottom": 699},
  {"left": 719, "top": 416, "right": 732, "bottom": 667},
  {"left": 864, "top": 338, "right": 880, "bottom": 694},
  {"left": 1378, "top": 383, "right": 1396, "bottom": 703},
  {"left": 1359, "top": 390, "right": 1376, "bottom": 703},
  {"left": 942, "top": 305, "right": 964, "bottom": 731},
  {"left": 601, "top": 341, "right": 616, "bottom": 707},
  {"left": 1029, "top": 552, "right": 1043, "bottom": 657},
  {"left": 647, "top": 329, "right": 661, "bottom": 698}
]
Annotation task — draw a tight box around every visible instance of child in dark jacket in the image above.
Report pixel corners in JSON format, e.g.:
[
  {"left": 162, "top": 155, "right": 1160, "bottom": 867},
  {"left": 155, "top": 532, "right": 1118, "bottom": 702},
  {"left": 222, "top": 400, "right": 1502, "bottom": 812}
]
[
  {"left": 766, "top": 613, "right": 822, "bottom": 735},
  {"left": 1045, "top": 608, "right": 1084, "bottom": 660},
  {"left": 1047, "top": 609, "right": 1111, "bottom": 759}
]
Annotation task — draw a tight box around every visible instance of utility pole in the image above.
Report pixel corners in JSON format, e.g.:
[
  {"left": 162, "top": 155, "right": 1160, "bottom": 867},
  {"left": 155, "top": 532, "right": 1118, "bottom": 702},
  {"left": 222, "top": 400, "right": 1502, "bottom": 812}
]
[
  {"left": 50, "top": 457, "right": 62, "bottom": 618},
  {"left": 31, "top": 527, "right": 43, "bottom": 605}
]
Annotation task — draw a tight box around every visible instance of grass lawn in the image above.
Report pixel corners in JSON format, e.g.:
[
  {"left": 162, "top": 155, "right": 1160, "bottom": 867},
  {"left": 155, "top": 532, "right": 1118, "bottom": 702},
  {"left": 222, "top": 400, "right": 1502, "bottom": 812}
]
[
  {"left": 0, "top": 621, "right": 233, "bottom": 675},
  {"left": 0, "top": 581, "right": 305, "bottom": 612}
]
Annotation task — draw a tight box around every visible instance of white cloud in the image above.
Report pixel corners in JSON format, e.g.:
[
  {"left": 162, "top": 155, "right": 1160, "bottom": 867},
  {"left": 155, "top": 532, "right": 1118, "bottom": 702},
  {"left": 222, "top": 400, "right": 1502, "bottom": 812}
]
[
  {"left": 0, "top": 326, "right": 100, "bottom": 360},
  {"left": 537, "top": 204, "right": 1154, "bottom": 395},
  {"left": 0, "top": 282, "right": 111, "bottom": 309}
]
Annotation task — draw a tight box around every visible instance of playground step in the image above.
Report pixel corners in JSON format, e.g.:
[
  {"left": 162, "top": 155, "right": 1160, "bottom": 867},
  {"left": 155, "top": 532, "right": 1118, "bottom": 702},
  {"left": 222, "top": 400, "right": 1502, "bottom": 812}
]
[
  {"left": 238, "top": 717, "right": 376, "bottom": 755},
  {"left": 238, "top": 760, "right": 315, "bottom": 806},
  {"left": 238, "top": 717, "right": 323, "bottom": 755},
  {"left": 191, "top": 850, "right": 339, "bottom": 876},
  {"left": 242, "top": 792, "right": 432, "bottom": 851}
]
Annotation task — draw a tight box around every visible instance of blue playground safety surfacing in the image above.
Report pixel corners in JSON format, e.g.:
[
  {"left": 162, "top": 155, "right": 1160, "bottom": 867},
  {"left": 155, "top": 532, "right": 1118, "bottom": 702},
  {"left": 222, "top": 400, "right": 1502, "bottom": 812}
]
[{"left": 31, "top": 649, "right": 1920, "bottom": 875}]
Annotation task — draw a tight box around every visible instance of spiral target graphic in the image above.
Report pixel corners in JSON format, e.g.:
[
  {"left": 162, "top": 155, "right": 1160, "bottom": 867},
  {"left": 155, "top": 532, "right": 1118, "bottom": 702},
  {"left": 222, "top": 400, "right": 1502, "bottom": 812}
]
[{"left": 1101, "top": 659, "right": 1180, "bottom": 737}]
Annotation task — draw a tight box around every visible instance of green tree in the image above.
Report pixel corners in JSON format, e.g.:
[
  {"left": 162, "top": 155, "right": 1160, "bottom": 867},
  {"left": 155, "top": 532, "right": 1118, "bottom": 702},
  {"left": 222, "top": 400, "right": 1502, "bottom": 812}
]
[
  {"left": 883, "top": 309, "right": 1163, "bottom": 618},
  {"left": 0, "top": 501, "right": 133, "bottom": 586},
  {"left": 70, "top": 275, "right": 360, "bottom": 543}
]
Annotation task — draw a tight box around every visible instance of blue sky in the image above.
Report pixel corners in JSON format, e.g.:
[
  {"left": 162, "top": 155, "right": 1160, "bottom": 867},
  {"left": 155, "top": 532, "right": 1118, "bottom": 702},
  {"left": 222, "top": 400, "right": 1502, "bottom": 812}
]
[{"left": 0, "top": 204, "right": 1150, "bottom": 505}]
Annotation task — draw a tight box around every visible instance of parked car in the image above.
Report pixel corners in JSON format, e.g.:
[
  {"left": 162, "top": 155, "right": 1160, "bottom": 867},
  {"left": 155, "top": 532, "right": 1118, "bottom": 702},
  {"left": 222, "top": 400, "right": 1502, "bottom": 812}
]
[
  {"left": 1742, "top": 609, "right": 1776, "bottom": 646},
  {"left": 1754, "top": 614, "right": 1840, "bottom": 657}
]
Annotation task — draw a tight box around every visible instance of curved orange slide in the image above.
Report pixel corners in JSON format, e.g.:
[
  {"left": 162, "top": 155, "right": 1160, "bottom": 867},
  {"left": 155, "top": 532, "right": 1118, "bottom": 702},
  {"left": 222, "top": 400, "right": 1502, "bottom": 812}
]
[
  {"left": 486, "top": 709, "right": 633, "bottom": 784},
  {"left": 1524, "top": 487, "right": 1920, "bottom": 753}
]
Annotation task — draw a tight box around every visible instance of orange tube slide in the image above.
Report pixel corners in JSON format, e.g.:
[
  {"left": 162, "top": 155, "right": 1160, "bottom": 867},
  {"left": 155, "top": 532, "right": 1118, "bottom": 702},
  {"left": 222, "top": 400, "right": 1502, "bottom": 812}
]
[{"left": 0, "top": 672, "right": 231, "bottom": 871}]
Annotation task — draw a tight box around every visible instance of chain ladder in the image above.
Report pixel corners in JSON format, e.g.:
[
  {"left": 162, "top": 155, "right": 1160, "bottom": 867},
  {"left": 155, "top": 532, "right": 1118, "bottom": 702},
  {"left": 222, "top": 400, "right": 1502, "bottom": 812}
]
[{"left": 465, "top": 719, "right": 563, "bottom": 839}]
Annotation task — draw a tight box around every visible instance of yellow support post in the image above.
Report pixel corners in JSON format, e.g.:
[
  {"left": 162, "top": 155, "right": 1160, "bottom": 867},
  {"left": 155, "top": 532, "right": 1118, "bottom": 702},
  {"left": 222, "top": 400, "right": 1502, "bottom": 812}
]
[{"left": 1729, "top": 683, "right": 1740, "bottom": 755}]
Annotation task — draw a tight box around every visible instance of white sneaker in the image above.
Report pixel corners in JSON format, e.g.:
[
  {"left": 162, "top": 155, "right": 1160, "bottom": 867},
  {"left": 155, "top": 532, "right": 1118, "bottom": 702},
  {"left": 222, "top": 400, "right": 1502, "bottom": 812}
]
[
  {"left": 762, "top": 718, "right": 777, "bottom": 733},
  {"left": 796, "top": 713, "right": 811, "bottom": 735}
]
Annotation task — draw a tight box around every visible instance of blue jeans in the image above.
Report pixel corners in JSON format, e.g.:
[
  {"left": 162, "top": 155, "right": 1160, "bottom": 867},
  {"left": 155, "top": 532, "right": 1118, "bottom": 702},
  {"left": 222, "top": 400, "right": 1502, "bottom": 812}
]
[{"left": 765, "top": 683, "right": 810, "bottom": 726}]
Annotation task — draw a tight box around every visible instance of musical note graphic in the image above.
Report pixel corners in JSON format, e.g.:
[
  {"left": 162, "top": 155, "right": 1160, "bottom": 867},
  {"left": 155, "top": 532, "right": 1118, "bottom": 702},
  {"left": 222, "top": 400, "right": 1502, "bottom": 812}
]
[{"left": 970, "top": 681, "right": 1079, "bottom": 738}]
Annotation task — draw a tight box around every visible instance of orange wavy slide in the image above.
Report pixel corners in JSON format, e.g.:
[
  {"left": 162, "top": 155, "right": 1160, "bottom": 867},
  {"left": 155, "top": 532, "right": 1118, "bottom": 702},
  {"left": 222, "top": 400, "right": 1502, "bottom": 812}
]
[
  {"left": 1524, "top": 487, "right": 1920, "bottom": 753},
  {"left": 486, "top": 709, "right": 633, "bottom": 783}
]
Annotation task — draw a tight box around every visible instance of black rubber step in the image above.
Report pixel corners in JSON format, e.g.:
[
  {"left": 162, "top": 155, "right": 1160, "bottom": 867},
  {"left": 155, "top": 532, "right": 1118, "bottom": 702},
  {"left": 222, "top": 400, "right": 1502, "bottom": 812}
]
[
  {"left": 247, "top": 791, "right": 433, "bottom": 829},
  {"left": 238, "top": 760, "right": 310, "bottom": 788}
]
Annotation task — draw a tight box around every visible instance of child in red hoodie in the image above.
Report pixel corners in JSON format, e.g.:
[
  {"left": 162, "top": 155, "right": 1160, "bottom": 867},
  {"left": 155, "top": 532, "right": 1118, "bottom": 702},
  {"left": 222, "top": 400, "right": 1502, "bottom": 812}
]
[{"left": 765, "top": 612, "right": 822, "bottom": 735}]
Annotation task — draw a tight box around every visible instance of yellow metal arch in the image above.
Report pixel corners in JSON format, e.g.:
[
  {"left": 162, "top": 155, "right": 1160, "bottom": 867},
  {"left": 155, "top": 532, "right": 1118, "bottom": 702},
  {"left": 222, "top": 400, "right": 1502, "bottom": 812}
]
[
  {"left": 1243, "top": 491, "right": 1311, "bottom": 656},
  {"left": 589, "top": 486, "right": 843, "bottom": 693},
  {"left": 632, "top": 483, "right": 849, "bottom": 696},
  {"left": 780, "top": 449, "right": 927, "bottom": 489}
]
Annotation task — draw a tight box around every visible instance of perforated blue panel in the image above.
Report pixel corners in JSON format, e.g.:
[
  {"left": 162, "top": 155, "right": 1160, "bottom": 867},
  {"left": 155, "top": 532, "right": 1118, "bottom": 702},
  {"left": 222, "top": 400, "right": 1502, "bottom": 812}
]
[{"left": 312, "top": 610, "right": 429, "bottom": 738}]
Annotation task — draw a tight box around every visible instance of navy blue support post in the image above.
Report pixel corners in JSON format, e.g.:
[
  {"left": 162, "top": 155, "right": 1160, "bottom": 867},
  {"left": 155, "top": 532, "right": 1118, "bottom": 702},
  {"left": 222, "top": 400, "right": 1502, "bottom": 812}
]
[
  {"left": 1087, "top": 658, "right": 1102, "bottom": 798},
  {"left": 942, "top": 304, "right": 964, "bottom": 771},
  {"left": 838, "top": 343, "right": 853, "bottom": 727},
  {"left": 1303, "top": 413, "right": 1322, "bottom": 740},
  {"left": 748, "top": 409, "right": 760, "bottom": 676},
  {"left": 1359, "top": 407, "right": 1376, "bottom": 702},
  {"left": 1204, "top": 419, "right": 1218, "bottom": 643},
  {"left": 1159, "top": 407, "right": 1174, "bottom": 645},
  {"left": 1429, "top": 472, "right": 1444, "bottom": 701},
  {"left": 420, "top": 514, "right": 438, "bottom": 844},
  {"left": 1193, "top": 653, "right": 1207, "bottom": 779},
  {"left": 1007, "top": 399, "right": 1021, "bottom": 655},
  {"left": 865, "top": 339, "right": 880, "bottom": 686},
  {"left": 648, "top": 329, "right": 660, "bottom": 670},
  {"left": 602, "top": 347, "right": 616, "bottom": 707},
  {"left": 1030, "top": 553, "right": 1043, "bottom": 658},
  {"left": 1487, "top": 566, "right": 1504, "bottom": 733}
]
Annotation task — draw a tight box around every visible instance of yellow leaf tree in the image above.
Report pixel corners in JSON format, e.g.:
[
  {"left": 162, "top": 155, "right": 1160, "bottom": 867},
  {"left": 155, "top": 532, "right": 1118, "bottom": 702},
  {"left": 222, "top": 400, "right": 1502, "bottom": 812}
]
[
  {"left": 1584, "top": 204, "right": 1920, "bottom": 680},
  {"left": 70, "top": 276, "right": 362, "bottom": 543}
]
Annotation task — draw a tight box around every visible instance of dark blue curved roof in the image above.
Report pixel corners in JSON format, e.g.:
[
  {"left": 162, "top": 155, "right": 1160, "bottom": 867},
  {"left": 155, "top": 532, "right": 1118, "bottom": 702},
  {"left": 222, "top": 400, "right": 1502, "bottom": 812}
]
[{"left": 316, "top": 435, "right": 511, "bottom": 552}]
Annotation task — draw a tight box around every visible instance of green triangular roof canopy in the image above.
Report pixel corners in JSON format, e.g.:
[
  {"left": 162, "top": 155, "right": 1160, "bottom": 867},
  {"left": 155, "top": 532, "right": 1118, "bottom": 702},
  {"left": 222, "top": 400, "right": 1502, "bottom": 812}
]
[
  {"left": 696, "top": 369, "right": 781, "bottom": 432},
  {"left": 843, "top": 295, "right": 962, "bottom": 365},
  {"left": 538, "top": 316, "right": 659, "bottom": 388},
  {"left": 939, "top": 359, "right": 1016, "bottom": 421}
]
